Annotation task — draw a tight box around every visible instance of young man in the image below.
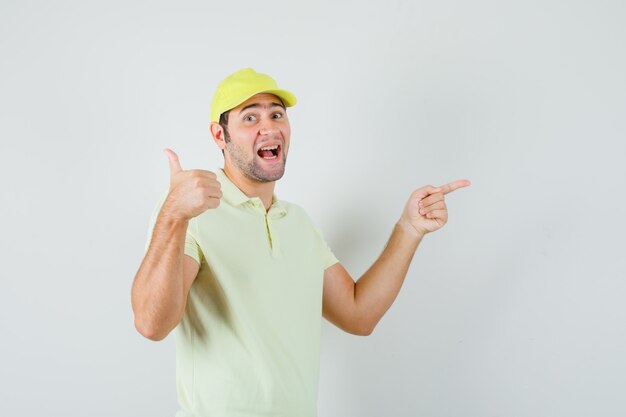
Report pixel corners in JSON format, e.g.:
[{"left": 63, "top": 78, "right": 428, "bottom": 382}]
[{"left": 131, "top": 68, "right": 470, "bottom": 416}]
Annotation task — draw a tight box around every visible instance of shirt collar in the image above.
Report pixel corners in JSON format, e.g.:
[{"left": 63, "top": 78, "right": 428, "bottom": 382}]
[{"left": 216, "top": 168, "right": 287, "bottom": 217}]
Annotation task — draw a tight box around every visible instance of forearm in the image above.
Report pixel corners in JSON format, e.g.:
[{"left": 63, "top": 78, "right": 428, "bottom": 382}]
[
  {"left": 131, "top": 211, "right": 188, "bottom": 340},
  {"left": 353, "top": 222, "right": 423, "bottom": 333}
]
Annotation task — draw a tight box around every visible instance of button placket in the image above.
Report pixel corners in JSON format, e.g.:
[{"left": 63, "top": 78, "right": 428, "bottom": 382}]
[
  {"left": 264, "top": 214, "right": 279, "bottom": 257},
  {"left": 266, "top": 206, "right": 284, "bottom": 258},
  {"left": 248, "top": 198, "right": 281, "bottom": 257}
]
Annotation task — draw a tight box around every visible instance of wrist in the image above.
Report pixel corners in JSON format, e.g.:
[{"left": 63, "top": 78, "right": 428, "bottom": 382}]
[
  {"left": 159, "top": 201, "right": 191, "bottom": 225},
  {"left": 396, "top": 219, "right": 425, "bottom": 241}
]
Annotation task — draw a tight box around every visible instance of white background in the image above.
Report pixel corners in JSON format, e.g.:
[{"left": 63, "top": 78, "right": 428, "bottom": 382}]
[{"left": 1, "top": 0, "right": 625, "bottom": 416}]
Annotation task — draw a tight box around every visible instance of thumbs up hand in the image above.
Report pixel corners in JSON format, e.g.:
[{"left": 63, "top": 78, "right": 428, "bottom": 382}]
[
  {"left": 397, "top": 179, "right": 471, "bottom": 238},
  {"left": 161, "top": 148, "right": 223, "bottom": 221}
]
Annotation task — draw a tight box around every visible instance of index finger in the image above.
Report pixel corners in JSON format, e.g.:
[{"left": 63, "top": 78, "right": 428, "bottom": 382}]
[{"left": 438, "top": 179, "right": 471, "bottom": 195}]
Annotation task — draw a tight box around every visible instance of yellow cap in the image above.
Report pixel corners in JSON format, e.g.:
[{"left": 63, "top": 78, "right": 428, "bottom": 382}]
[{"left": 210, "top": 68, "right": 297, "bottom": 122}]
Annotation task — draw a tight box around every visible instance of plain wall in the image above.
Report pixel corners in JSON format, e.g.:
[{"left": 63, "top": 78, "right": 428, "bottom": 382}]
[{"left": 1, "top": 0, "right": 625, "bottom": 416}]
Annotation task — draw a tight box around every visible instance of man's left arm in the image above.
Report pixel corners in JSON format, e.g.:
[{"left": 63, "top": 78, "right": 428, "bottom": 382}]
[{"left": 322, "top": 179, "right": 471, "bottom": 336}]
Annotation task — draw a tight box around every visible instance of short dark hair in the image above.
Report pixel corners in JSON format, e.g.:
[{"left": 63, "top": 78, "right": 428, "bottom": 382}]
[{"left": 218, "top": 111, "right": 231, "bottom": 156}]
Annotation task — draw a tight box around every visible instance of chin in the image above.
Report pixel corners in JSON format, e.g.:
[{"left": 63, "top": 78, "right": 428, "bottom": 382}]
[
  {"left": 257, "top": 168, "right": 285, "bottom": 183},
  {"left": 250, "top": 159, "right": 287, "bottom": 182}
]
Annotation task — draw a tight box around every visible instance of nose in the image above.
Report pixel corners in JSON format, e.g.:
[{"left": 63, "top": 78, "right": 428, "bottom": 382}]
[{"left": 259, "top": 119, "right": 280, "bottom": 136}]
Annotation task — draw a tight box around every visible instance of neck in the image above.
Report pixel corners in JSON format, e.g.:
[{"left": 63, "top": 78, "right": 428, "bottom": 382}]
[{"left": 223, "top": 164, "right": 276, "bottom": 211}]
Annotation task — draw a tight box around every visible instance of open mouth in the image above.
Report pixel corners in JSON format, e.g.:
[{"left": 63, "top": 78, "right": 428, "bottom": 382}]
[{"left": 257, "top": 144, "right": 281, "bottom": 160}]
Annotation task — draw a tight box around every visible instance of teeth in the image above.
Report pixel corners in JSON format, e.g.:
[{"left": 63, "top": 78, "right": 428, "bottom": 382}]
[{"left": 260, "top": 145, "right": 279, "bottom": 151}]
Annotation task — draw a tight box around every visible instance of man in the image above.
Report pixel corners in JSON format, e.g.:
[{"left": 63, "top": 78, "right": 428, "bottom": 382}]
[{"left": 131, "top": 68, "right": 470, "bottom": 416}]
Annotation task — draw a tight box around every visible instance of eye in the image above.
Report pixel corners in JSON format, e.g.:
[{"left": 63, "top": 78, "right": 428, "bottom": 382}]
[
  {"left": 244, "top": 114, "right": 257, "bottom": 122},
  {"left": 272, "top": 112, "right": 284, "bottom": 119}
]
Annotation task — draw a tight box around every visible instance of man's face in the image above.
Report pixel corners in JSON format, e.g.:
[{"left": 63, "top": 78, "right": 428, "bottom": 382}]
[{"left": 223, "top": 93, "right": 291, "bottom": 183}]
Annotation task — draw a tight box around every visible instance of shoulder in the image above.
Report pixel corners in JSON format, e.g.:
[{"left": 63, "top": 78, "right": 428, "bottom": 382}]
[
  {"left": 279, "top": 199, "right": 316, "bottom": 224},
  {"left": 280, "top": 198, "right": 304, "bottom": 212}
]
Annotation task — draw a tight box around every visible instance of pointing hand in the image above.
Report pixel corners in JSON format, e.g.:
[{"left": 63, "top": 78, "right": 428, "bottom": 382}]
[
  {"left": 161, "top": 148, "right": 223, "bottom": 221},
  {"left": 398, "top": 179, "right": 471, "bottom": 238}
]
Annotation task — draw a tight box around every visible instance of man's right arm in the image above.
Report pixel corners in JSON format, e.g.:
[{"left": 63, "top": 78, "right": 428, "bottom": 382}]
[
  {"left": 131, "top": 214, "right": 200, "bottom": 341},
  {"left": 131, "top": 148, "right": 222, "bottom": 341}
]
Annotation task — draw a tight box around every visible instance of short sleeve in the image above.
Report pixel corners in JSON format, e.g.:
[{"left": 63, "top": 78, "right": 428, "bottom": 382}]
[
  {"left": 314, "top": 226, "right": 339, "bottom": 270},
  {"left": 144, "top": 191, "right": 203, "bottom": 265}
]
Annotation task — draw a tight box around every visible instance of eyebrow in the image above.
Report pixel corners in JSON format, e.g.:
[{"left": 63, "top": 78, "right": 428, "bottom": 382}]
[{"left": 238, "top": 102, "right": 286, "bottom": 115}]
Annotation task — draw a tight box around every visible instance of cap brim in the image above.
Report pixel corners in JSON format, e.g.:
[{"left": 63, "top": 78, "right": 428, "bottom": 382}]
[
  {"left": 260, "top": 89, "right": 297, "bottom": 107},
  {"left": 212, "top": 88, "right": 297, "bottom": 122}
]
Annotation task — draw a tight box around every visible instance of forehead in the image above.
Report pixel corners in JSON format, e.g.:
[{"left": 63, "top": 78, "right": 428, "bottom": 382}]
[{"left": 233, "top": 93, "right": 284, "bottom": 111}]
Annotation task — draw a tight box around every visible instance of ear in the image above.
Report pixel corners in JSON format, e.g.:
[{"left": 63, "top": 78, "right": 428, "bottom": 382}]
[{"left": 210, "top": 122, "right": 226, "bottom": 151}]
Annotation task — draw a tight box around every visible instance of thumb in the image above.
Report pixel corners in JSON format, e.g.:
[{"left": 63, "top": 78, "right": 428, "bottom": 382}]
[
  {"left": 413, "top": 185, "right": 442, "bottom": 201},
  {"left": 163, "top": 148, "right": 182, "bottom": 177}
]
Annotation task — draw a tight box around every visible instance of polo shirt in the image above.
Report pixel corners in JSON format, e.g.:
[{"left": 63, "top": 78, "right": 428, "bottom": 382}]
[{"left": 145, "top": 168, "right": 339, "bottom": 417}]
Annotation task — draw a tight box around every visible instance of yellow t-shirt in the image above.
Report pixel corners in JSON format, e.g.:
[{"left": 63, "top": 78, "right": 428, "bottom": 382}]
[{"left": 145, "top": 168, "right": 339, "bottom": 417}]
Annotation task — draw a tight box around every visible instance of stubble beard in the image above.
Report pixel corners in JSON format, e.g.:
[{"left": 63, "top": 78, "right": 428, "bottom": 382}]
[{"left": 225, "top": 139, "right": 287, "bottom": 183}]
